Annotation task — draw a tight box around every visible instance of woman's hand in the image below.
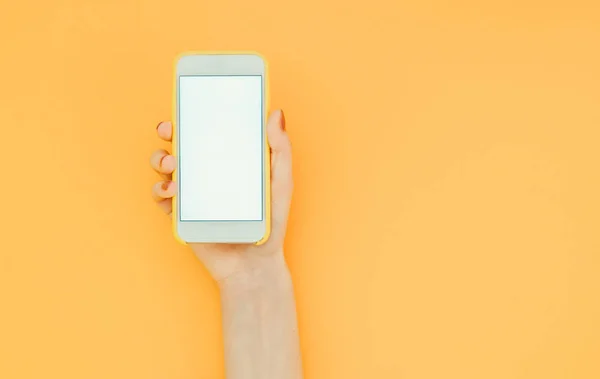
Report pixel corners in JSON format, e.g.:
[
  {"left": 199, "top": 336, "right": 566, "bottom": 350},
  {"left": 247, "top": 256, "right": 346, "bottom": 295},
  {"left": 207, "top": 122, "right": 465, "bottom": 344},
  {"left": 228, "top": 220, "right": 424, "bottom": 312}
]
[
  {"left": 150, "top": 110, "right": 302, "bottom": 379},
  {"left": 149, "top": 110, "right": 293, "bottom": 285}
]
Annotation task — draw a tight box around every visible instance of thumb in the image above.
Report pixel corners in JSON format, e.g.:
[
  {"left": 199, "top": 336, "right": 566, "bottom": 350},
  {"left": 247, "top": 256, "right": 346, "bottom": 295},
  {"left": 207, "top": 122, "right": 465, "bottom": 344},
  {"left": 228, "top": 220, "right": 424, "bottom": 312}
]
[
  {"left": 267, "top": 109, "right": 291, "bottom": 156},
  {"left": 266, "top": 110, "right": 293, "bottom": 232}
]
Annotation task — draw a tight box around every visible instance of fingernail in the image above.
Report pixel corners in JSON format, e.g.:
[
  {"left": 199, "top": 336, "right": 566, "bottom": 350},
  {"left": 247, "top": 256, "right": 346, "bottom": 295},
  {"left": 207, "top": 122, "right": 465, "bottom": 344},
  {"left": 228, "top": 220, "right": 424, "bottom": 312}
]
[
  {"left": 156, "top": 121, "right": 163, "bottom": 130},
  {"left": 280, "top": 110, "right": 286, "bottom": 131},
  {"left": 159, "top": 154, "right": 167, "bottom": 168},
  {"left": 161, "top": 181, "right": 171, "bottom": 191}
]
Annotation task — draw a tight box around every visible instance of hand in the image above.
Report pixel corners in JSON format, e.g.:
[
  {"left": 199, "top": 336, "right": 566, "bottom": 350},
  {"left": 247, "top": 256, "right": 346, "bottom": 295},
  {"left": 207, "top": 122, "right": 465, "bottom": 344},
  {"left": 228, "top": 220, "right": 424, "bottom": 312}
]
[{"left": 150, "top": 110, "right": 293, "bottom": 284}]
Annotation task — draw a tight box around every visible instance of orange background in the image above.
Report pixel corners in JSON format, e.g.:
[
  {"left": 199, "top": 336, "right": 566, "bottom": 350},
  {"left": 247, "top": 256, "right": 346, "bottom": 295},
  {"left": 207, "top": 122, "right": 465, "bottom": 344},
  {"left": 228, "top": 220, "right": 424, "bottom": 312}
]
[{"left": 1, "top": 1, "right": 599, "bottom": 378}]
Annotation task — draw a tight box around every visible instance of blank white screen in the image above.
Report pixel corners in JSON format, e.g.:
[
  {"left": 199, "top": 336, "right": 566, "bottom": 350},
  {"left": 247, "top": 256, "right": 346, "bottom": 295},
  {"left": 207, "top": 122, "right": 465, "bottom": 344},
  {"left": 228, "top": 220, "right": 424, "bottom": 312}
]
[{"left": 179, "top": 75, "right": 262, "bottom": 221}]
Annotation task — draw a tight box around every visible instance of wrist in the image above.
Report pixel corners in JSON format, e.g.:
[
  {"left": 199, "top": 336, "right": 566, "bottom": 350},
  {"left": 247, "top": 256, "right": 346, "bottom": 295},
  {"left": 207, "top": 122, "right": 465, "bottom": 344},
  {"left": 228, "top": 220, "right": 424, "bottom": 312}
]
[{"left": 218, "top": 252, "right": 292, "bottom": 295}]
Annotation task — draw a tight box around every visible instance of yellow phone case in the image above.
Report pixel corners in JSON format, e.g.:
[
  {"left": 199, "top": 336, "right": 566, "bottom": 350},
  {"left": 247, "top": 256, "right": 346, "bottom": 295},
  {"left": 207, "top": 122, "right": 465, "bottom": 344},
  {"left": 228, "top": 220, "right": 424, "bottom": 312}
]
[{"left": 171, "top": 51, "right": 271, "bottom": 246}]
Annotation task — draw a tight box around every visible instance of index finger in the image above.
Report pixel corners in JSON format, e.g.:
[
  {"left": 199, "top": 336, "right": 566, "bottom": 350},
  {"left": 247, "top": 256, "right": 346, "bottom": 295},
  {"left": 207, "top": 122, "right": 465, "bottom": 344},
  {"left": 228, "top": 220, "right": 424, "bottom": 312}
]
[{"left": 156, "top": 121, "right": 173, "bottom": 141}]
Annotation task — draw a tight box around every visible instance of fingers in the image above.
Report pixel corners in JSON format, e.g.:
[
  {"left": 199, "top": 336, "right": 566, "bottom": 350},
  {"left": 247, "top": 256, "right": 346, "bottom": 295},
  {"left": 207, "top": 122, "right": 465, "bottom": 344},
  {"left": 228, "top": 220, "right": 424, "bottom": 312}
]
[
  {"left": 156, "top": 198, "right": 173, "bottom": 215},
  {"left": 153, "top": 121, "right": 175, "bottom": 216},
  {"left": 156, "top": 121, "right": 173, "bottom": 141},
  {"left": 152, "top": 180, "right": 176, "bottom": 202},
  {"left": 266, "top": 110, "right": 293, "bottom": 231},
  {"left": 150, "top": 149, "right": 176, "bottom": 175}
]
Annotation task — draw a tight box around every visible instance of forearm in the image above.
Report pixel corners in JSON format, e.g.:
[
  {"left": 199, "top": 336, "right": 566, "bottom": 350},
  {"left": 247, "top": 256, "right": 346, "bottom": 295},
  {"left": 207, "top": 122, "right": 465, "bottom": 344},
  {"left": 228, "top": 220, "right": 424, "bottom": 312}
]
[{"left": 219, "top": 253, "right": 302, "bottom": 379}]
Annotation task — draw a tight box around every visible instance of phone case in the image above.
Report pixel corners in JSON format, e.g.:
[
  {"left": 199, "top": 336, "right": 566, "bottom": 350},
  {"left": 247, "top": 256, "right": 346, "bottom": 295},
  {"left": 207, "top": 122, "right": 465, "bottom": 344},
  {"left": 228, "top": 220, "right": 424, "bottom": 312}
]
[{"left": 171, "top": 51, "right": 271, "bottom": 246}]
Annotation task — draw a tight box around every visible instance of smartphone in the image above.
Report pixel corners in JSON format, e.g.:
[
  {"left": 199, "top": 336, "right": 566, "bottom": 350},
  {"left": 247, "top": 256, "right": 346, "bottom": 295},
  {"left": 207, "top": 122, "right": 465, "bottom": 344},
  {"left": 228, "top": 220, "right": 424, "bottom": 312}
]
[{"left": 172, "top": 53, "right": 270, "bottom": 244}]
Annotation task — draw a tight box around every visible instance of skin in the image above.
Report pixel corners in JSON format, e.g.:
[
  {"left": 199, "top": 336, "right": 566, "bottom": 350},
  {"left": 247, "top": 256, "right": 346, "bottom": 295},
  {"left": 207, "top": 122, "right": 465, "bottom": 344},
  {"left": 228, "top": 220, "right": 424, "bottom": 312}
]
[{"left": 150, "top": 109, "right": 302, "bottom": 379}]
